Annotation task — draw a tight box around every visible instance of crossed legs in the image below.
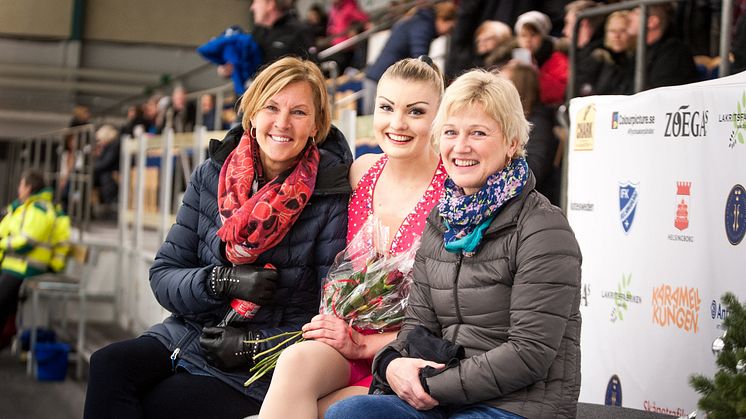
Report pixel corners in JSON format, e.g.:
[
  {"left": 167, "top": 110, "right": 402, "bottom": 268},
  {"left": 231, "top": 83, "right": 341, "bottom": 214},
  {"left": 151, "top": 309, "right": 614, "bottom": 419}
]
[{"left": 259, "top": 340, "right": 367, "bottom": 418}]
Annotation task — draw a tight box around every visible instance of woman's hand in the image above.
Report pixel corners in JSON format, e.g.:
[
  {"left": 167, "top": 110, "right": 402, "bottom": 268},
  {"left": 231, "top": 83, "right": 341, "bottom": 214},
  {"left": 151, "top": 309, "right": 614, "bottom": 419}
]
[
  {"left": 386, "top": 357, "right": 443, "bottom": 411},
  {"left": 301, "top": 314, "right": 363, "bottom": 359}
]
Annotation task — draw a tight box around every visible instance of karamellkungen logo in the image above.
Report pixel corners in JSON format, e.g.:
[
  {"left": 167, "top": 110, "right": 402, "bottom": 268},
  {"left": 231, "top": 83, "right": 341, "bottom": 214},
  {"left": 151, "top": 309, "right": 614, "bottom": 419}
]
[
  {"left": 611, "top": 111, "right": 655, "bottom": 135},
  {"left": 651, "top": 284, "right": 701, "bottom": 333},
  {"left": 664, "top": 105, "right": 708, "bottom": 138}
]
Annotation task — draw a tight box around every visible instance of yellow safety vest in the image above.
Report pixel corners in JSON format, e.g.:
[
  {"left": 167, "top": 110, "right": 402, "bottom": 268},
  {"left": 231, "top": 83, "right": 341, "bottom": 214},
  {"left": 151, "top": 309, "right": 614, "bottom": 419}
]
[{"left": 0, "top": 188, "right": 68, "bottom": 277}]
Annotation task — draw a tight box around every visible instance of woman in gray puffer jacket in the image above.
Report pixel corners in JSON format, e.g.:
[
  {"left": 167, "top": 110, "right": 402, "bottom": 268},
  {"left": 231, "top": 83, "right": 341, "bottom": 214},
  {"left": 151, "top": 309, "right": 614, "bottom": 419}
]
[{"left": 327, "top": 69, "right": 581, "bottom": 418}]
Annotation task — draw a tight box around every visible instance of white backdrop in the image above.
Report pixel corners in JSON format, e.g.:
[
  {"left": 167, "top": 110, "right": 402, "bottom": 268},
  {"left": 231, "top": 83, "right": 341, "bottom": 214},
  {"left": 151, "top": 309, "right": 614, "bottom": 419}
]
[{"left": 567, "top": 71, "right": 746, "bottom": 415}]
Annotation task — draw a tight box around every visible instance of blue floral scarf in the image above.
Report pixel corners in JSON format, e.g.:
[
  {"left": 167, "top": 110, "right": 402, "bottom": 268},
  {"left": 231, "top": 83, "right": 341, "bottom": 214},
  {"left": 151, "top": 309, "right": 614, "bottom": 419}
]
[{"left": 438, "top": 157, "right": 529, "bottom": 256}]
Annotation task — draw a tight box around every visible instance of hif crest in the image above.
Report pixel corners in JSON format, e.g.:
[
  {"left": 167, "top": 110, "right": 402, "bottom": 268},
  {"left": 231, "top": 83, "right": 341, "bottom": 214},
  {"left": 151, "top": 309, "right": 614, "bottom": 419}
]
[
  {"left": 619, "top": 182, "right": 639, "bottom": 234},
  {"left": 675, "top": 182, "right": 691, "bottom": 231}
]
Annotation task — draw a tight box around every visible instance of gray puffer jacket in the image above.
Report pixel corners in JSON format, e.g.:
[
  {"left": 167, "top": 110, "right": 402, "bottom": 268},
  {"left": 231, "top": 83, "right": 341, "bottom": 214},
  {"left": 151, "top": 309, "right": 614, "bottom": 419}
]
[{"left": 374, "top": 173, "right": 582, "bottom": 418}]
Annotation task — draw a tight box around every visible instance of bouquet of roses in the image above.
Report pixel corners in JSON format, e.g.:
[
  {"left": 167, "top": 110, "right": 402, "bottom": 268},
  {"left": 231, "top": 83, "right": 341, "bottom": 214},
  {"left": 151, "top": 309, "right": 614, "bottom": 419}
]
[
  {"left": 242, "top": 217, "right": 416, "bottom": 386},
  {"left": 320, "top": 216, "right": 416, "bottom": 332}
]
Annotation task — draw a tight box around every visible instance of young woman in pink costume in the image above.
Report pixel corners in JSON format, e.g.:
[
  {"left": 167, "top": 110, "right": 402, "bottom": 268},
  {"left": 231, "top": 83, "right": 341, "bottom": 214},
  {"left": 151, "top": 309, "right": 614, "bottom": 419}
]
[{"left": 258, "top": 57, "right": 447, "bottom": 419}]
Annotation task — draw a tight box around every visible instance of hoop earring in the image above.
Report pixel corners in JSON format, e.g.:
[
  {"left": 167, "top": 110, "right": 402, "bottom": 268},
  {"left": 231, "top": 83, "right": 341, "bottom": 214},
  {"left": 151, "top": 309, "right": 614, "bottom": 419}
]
[
  {"left": 250, "top": 127, "right": 257, "bottom": 139},
  {"left": 309, "top": 136, "right": 316, "bottom": 145},
  {"left": 505, "top": 154, "right": 512, "bottom": 167}
]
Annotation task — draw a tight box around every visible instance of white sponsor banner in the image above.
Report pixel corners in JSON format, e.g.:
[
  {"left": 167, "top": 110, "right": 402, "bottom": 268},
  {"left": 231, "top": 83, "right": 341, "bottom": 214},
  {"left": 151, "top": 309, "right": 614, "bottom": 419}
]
[{"left": 568, "top": 71, "right": 746, "bottom": 415}]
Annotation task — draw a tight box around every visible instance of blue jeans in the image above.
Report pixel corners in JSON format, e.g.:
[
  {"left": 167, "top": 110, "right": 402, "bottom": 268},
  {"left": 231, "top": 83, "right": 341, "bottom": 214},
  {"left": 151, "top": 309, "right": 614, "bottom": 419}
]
[{"left": 325, "top": 395, "right": 523, "bottom": 419}]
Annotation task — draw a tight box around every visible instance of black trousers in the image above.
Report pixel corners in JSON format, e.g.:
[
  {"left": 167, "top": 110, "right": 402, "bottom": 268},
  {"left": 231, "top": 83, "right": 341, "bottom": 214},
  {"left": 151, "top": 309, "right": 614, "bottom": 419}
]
[
  {"left": 0, "top": 273, "right": 23, "bottom": 330},
  {"left": 84, "top": 335, "right": 261, "bottom": 419}
]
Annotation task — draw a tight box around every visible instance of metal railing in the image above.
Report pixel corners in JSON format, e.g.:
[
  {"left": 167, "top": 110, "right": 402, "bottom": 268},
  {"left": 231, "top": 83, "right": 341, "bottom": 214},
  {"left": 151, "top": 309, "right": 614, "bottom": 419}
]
[{"left": 567, "top": 0, "right": 734, "bottom": 99}]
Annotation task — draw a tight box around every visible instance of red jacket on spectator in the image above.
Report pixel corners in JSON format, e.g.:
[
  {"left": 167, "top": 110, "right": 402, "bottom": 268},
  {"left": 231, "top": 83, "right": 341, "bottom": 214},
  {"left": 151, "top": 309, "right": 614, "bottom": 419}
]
[
  {"left": 538, "top": 50, "right": 568, "bottom": 105},
  {"left": 328, "top": 0, "right": 369, "bottom": 45}
]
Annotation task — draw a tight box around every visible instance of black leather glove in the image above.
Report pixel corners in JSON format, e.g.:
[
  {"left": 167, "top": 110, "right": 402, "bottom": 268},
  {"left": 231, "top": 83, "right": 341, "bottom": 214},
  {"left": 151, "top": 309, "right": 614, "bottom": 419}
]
[
  {"left": 208, "top": 264, "right": 278, "bottom": 305},
  {"left": 199, "top": 326, "right": 256, "bottom": 371}
]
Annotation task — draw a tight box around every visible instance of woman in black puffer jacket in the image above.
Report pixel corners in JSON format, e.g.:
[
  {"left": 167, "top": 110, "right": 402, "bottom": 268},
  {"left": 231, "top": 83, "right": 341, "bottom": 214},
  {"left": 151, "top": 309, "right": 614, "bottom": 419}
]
[{"left": 84, "top": 57, "right": 352, "bottom": 419}]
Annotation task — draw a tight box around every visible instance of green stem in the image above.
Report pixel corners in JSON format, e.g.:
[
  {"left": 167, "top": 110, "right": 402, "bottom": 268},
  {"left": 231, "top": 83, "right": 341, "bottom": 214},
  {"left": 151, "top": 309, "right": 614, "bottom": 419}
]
[{"left": 254, "top": 333, "right": 304, "bottom": 359}]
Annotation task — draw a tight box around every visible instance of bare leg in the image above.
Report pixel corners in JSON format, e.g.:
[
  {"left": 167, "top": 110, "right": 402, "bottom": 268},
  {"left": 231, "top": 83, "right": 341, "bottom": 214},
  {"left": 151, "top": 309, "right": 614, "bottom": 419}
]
[
  {"left": 258, "top": 340, "right": 350, "bottom": 419},
  {"left": 317, "top": 385, "right": 369, "bottom": 418}
]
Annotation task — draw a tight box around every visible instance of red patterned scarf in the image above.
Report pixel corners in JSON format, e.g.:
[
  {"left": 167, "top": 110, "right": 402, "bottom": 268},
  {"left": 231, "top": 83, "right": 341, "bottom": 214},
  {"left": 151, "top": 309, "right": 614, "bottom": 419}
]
[{"left": 217, "top": 131, "right": 319, "bottom": 264}]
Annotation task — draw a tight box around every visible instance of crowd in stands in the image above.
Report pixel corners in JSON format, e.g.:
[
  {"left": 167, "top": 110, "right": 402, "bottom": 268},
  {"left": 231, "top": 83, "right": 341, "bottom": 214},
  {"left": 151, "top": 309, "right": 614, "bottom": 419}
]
[
  {"left": 3, "top": 0, "right": 737, "bottom": 418},
  {"left": 58, "top": 0, "right": 743, "bottom": 223}
]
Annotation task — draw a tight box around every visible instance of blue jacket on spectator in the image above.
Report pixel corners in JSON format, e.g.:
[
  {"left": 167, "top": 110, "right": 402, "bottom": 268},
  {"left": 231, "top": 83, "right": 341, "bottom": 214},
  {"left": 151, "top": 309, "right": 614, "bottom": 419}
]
[
  {"left": 197, "top": 26, "right": 262, "bottom": 95},
  {"left": 365, "top": 8, "right": 438, "bottom": 82},
  {"left": 143, "top": 124, "right": 352, "bottom": 402}
]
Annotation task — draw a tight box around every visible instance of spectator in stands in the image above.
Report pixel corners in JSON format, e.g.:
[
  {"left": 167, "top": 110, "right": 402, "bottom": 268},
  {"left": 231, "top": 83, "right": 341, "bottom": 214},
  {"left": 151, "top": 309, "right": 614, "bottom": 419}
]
[
  {"left": 474, "top": 20, "right": 514, "bottom": 69},
  {"left": 515, "top": 10, "right": 568, "bottom": 106},
  {"left": 562, "top": 1, "right": 606, "bottom": 97},
  {"left": 499, "top": 61, "right": 560, "bottom": 205},
  {"left": 444, "top": 0, "right": 541, "bottom": 82},
  {"left": 92, "top": 124, "right": 120, "bottom": 218},
  {"left": 69, "top": 104, "right": 92, "bottom": 127},
  {"left": 162, "top": 84, "right": 197, "bottom": 133},
  {"left": 363, "top": 2, "right": 456, "bottom": 114},
  {"left": 83, "top": 57, "right": 351, "bottom": 419},
  {"left": 305, "top": 3, "right": 329, "bottom": 49},
  {"left": 0, "top": 169, "right": 70, "bottom": 349},
  {"left": 593, "top": 11, "right": 635, "bottom": 95},
  {"left": 197, "top": 25, "right": 262, "bottom": 96},
  {"left": 120, "top": 104, "right": 148, "bottom": 138},
  {"left": 327, "top": 0, "right": 369, "bottom": 47},
  {"left": 734, "top": 11, "right": 746, "bottom": 74},
  {"left": 57, "top": 130, "right": 86, "bottom": 211},
  {"left": 251, "top": 0, "right": 314, "bottom": 64},
  {"left": 141, "top": 94, "right": 161, "bottom": 134},
  {"left": 326, "top": 69, "right": 582, "bottom": 419},
  {"left": 199, "top": 94, "right": 218, "bottom": 131},
  {"left": 627, "top": 3, "right": 698, "bottom": 90},
  {"left": 258, "top": 56, "right": 448, "bottom": 419}
]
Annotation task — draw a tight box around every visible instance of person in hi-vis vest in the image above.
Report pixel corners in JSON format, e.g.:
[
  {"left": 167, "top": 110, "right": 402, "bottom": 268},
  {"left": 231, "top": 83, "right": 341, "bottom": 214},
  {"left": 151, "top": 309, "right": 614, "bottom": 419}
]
[{"left": 0, "top": 169, "right": 70, "bottom": 348}]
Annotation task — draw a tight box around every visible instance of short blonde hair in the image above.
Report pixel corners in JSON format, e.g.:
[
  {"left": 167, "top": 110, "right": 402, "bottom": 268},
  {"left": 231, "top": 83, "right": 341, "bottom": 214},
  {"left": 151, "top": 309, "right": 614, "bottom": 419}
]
[
  {"left": 433, "top": 69, "right": 529, "bottom": 158},
  {"left": 240, "top": 57, "right": 331, "bottom": 143}
]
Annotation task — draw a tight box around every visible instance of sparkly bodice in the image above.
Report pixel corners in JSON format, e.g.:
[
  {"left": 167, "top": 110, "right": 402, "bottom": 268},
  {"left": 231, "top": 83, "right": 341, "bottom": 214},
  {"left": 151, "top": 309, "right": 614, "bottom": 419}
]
[{"left": 347, "top": 155, "right": 447, "bottom": 254}]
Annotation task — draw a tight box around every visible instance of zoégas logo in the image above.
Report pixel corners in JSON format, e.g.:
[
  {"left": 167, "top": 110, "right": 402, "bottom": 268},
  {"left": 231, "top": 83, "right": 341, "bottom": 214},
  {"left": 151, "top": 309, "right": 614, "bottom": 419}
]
[
  {"left": 651, "top": 284, "right": 701, "bottom": 333},
  {"left": 664, "top": 105, "right": 708, "bottom": 138}
]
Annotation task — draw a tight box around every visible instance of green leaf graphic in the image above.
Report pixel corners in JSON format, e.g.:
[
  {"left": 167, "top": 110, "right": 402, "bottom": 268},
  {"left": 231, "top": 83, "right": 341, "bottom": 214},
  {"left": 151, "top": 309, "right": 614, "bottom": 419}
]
[{"left": 739, "top": 132, "right": 744, "bottom": 144}]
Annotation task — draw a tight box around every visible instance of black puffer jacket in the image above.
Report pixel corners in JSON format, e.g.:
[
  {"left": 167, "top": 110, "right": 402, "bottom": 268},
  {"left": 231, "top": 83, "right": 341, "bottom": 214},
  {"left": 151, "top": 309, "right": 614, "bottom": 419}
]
[
  {"left": 144, "top": 125, "right": 352, "bottom": 402},
  {"left": 373, "top": 173, "right": 582, "bottom": 418}
]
